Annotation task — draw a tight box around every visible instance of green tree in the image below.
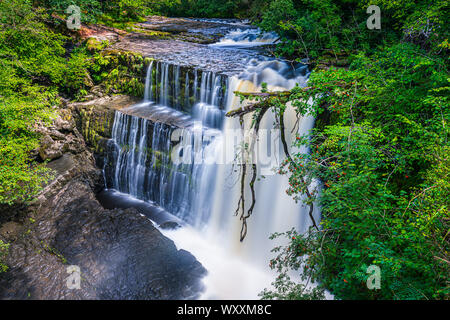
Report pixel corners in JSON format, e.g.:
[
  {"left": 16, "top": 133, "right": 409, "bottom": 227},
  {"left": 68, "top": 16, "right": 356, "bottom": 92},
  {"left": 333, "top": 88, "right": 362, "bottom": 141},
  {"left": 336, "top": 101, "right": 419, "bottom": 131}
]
[{"left": 251, "top": 43, "right": 449, "bottom": 300}]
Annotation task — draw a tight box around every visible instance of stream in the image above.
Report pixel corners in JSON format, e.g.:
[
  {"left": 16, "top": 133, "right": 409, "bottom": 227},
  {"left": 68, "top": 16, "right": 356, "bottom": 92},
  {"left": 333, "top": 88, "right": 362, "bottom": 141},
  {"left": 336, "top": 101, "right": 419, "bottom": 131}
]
[{"left": 99, "top": 19, "right": 321, "bottom": 299}]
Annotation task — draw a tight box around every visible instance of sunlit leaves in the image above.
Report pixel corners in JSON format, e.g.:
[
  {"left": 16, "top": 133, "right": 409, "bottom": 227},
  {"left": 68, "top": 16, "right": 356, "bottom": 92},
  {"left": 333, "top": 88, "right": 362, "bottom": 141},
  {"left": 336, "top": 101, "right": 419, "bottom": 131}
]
[{"left": 266, "top": 42, "right": 449, "bottom": 299}]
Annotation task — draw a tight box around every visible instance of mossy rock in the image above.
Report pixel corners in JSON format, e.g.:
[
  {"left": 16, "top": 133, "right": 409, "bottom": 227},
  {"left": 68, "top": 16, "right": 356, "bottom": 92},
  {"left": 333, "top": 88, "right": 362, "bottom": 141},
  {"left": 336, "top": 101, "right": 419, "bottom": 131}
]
[
  {"left": 86, "top": 38, "right": 108, "bottom": 52},
  {"left": 92, "top": 49, "right": 147, "bottom": 97}
]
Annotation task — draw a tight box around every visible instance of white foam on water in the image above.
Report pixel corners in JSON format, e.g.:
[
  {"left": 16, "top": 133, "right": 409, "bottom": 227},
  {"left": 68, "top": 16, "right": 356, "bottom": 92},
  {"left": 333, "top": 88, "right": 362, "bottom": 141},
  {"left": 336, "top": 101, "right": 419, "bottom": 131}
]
[
  {"left": 160, "top": 61, "right": 320, "bottom": 299},
  {"left": 210, "top": 28, "right": 279, "bottom": 48},
  {"left": 161, "top": 225, "right": 276, "bottom": 300}
]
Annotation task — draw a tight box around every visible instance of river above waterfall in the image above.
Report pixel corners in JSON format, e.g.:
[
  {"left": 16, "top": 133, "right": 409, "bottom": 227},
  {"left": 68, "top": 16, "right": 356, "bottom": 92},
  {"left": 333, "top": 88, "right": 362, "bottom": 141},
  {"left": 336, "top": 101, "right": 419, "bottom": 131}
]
[
  {"left": 113, "top": 17, "right": 286, "bottom": 76},
  {"left": 101, "top": 18, "right": 321, "bottom": 300}
]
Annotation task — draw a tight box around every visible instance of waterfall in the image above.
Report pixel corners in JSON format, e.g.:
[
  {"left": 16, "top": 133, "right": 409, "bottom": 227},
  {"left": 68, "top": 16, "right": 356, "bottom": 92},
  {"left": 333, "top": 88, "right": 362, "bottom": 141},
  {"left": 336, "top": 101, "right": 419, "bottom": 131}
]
[
  {"left": 210, "top": 28, "right": 279, "bottom": 47},
  {"left": 104, "top": 52, "right": 319, "bottom": 299},
  {"left": 105, "top": 61, "right": 228, "bottom": 223},
  {"left": 141, "top": 61, "right": 227, "bottom": 128},
  {"left": 193, "top": 71, "right": 225, "bottom": 129},
  {"left": 144, "top": 60, "right": 153, "bottom": 102},
  {"left": 165, "top": 60, "right": 318, "bottom": 299},
  {"left": 202, "top": 76, "right": 318, "bottom": 266},
  {"left": 105, "top": 112, "right": 207, "bottom": 223}
]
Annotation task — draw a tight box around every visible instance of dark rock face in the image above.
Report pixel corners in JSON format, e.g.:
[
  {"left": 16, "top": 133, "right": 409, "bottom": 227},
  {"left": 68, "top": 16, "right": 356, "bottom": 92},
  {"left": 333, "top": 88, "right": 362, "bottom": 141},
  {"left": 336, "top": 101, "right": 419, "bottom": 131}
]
[
  {"left": 70, "top": 95, "right": 141, "bottom": 169},
  {"left": 70, "top": 95, "right": 140, "bottom": 155},
  {"left": 50, "top": 190, "right": 205, "bottom": 300},
  {"left": 159, "top": 221, "right": 182, "bottom": 230}
]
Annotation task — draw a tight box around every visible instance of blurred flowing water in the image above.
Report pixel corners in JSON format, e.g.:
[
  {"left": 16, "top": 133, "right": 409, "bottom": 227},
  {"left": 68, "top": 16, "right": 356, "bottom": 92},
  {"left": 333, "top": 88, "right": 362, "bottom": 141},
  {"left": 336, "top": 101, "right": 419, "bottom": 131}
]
[{"left": 102, "top": 25, "right": 321, "bottom": 299}]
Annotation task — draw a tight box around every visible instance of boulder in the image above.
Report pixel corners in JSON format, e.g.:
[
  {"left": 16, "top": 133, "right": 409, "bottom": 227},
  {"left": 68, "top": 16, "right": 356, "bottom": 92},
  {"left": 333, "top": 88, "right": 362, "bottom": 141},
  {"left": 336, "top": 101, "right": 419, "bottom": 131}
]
[
  {"left": 159, "top": 221, "right": 182, "bottom": 230},
  {"left": 39, "top": 135, "right": 63, "bottom": 161}
]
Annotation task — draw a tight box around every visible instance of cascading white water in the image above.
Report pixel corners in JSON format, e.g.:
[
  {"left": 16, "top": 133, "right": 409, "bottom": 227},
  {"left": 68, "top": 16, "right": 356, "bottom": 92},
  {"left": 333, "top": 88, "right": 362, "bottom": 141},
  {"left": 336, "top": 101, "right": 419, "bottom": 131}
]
[
  {"left": 210, "top": 28, "right": 279, "bottom": 47},
  {"left": 193, "top": 71, "right": 225, "bottom": 129},
  {"left": 105, "top": 61, "right": 228, "bottom": 223},
  {"left": 161, "top": 59, "right": 320, "bottom": 299},
  {"left": 143, "top": 61, "right": 227, "bottom": 128},
  {"left": 104, "top": 27, "right": 321, "bottom": 299}
]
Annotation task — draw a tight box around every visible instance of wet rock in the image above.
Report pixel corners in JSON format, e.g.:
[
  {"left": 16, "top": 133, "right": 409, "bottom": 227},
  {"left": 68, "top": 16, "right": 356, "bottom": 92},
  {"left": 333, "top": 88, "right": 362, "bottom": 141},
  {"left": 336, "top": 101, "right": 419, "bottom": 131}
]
[
  {"left": 159, "top": 221, "right": 182, "bottom": 230},
  {"left": 106, "top": 16, "right": 266, "bottom": 76},
  {"left": 1, "top": 94, "right": 206, "bottom": 299},
  {"left": 138, "top": 16, "right": 247, "bottom": 43},
  {"left": 53, "top": 194, "right": 204, "bottom": 299},
  {"left": 111, "top": 36, "right": 262, "bottom": 76}
]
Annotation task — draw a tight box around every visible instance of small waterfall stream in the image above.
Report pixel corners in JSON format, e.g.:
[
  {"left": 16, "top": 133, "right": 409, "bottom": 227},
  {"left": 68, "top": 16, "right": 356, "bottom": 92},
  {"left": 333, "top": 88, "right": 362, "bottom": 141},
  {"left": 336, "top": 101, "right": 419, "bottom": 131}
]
[{"left": 102, "top": 28, "right": 321, "bottom": 299}]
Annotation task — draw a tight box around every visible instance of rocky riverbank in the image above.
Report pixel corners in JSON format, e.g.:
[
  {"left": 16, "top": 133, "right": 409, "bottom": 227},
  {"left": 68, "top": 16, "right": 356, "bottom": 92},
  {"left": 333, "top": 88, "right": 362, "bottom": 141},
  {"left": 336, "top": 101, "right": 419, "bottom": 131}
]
[{"left": 0, "top": 93, "right": 205, "bottom": 299}]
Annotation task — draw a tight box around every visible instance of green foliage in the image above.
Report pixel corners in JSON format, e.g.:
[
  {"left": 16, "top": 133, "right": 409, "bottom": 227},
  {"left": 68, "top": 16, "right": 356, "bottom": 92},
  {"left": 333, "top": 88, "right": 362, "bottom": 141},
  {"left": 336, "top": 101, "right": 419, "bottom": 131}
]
[
  {"left": 156, "top": 0, "right": 249, "bottom": 18},
  {"left": 255, "top": 0, "right": 449, "bottom": 59},
  {"left": 0, "top": 0, "right": 447, "bottom": 301},
  {"left": 0, "top": 1, "right": 94, "bottom": 96},
  {"left": 220, "top": 0, "right": 450, "bottom": 301},
  {"left": 61, "top": 49, "right": 93, "bottom": 95},
  {"left": 261, "top": 42, "right": 449, "bottom": 299},
  {"left": 0, "top": 0, "right": 92, "bottom": 204},
  {"left": 0, "top": 0, "right": 150, "bottom": 205},
  {"left": 0, "top": 2, "right": 66, "bottom": 86},
  {"left": 36, "top": 0, "right": 103, "bottom": 23},
  {"left": 260, "top": 229, "right": 326, "bottom": 300},
  {"left": 0, "top": 240, "right": 8, "bottom": 273},
  {"left": 35, "top": 0, "right": 153, "bottom": 24},
  {"left": 89, "top": 50, "right": 146, "bottom": 97},
  {"left": 99, "top": 0, "right": 151, "bottom": 23},
  {"left": 0, "top": 97, "right": 55, "bottom": 204}
]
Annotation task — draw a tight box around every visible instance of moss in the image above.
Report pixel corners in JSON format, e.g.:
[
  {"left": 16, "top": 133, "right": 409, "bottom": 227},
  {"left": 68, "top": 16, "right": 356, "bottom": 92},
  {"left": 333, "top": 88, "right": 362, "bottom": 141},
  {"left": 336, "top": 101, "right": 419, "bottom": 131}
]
[
  {"left": 40, "top": 241, "right": 67, "bottom": 264},
  {"left": 144, "top": 57, "right": 154, "bottom": 67},
  {"left": 86, "top": 37, "right": 109, "bottom": 52},
  {"left": 133, "top": 29, "right": 173, "bottom": 40},
  {"left": 0, "top": 240, "right": 9, "bottom": 273},
  {"left": 77, "top": 105, "right": 116, "bottom": 155},
  {"left": 91, "top": 49, "right": 147, "bottom": 97}
]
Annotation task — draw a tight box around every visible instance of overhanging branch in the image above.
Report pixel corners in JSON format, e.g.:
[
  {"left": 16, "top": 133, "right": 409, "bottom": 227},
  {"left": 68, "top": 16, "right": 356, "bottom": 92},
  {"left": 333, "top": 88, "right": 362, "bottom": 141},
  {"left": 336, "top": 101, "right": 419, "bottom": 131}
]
[{"left": 228, "top": 90, "right": 320, "bottom": 241}]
